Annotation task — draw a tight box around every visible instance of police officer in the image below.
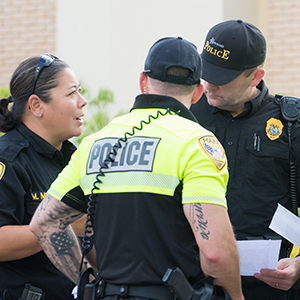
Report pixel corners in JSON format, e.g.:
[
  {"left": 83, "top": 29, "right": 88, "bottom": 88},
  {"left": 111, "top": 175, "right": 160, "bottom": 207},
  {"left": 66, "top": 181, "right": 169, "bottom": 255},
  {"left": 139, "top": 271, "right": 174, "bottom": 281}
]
[
  {"left": 30, "top": 37, "right": 244, "bottom": 300},
  {"left": 0, "top": 54, "right": 87, "bottom": 299},
  {"left": 190, "top": 19, "right": 300, "bottom": 299}
]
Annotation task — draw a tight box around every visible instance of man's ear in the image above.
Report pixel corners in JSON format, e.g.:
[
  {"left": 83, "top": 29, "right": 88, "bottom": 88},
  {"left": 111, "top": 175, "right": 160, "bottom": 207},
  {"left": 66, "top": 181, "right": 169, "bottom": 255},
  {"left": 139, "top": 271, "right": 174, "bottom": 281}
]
[
  {"left": 139, "top": 72, "right": 149, "bottom": 94},
  {"left": 191, "top": 82, "right": 204, "bottom": 104},
  {"left": 250, "top": 68, "right": 265, "bottom": 87},
  {"left": 28, "top": 94, "right": 43, "bottom": 117}
]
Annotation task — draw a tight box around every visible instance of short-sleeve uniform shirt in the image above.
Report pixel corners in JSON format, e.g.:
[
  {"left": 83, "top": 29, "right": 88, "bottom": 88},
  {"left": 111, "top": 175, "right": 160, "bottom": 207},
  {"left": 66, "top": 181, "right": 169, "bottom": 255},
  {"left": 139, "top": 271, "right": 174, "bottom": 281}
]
[{"left": 49, "top": 94, "right": 228, "bottom": 286}]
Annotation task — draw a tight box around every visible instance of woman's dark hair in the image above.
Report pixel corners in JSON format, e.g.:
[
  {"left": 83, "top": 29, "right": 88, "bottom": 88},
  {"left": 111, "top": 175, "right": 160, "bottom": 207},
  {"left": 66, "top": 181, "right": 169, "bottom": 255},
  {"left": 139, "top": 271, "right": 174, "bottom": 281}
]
[{"left": 0, "top": 56, "right": 69, "bottom": 133}]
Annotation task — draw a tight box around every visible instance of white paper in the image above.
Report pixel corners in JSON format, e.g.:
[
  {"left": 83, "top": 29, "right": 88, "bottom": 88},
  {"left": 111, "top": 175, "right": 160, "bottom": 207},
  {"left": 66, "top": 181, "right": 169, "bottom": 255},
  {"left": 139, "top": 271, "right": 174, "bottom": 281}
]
[
  {"left": 72, "top": 285, "right": 78, "bottom": 299},
  {"left": 269, "top": 203, "right": 300, "bottom": 248},
  {"left": 236, "top": 239, "right": 281, "bottom": 276}
]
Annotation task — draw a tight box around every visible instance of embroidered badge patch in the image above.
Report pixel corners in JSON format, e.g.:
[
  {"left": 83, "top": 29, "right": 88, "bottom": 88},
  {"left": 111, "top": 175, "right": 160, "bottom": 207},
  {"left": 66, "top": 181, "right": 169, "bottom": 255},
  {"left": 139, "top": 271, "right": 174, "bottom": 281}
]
[
  {"left": 0, "top": 162, "right": 5, "bottom": 180},
  {"left": 266, "top": 118, "right": 283, "bottom": 141},
  {"left": 198, "top": 135, "right": 226, "bottom": 171}
]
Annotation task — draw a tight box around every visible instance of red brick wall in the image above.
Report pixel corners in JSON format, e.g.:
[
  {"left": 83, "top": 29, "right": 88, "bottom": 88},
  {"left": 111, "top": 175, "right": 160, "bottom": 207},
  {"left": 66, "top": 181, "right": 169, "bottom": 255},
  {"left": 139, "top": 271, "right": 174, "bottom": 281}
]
[{"left": 0, "top": 0, "right": 56, "bottom": 88}]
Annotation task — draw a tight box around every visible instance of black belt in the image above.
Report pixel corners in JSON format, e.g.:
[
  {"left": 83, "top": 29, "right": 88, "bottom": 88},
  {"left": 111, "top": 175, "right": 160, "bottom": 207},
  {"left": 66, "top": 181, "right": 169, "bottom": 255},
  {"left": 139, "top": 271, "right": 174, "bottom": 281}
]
[{"left": 98, "top": 280, "right": 174, "bottom": 300}]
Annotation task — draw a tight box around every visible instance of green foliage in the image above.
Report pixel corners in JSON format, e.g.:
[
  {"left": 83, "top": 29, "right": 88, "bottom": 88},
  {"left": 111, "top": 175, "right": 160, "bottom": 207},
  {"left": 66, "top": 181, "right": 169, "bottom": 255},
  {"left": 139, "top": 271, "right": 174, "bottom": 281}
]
[
  {"left": 74, "top": 87, "right": 118, "bottom": 145},
  {"left": 0, "top": 86, "right": 10, "bottom": 98},
  {"left": 0, "top": 86, "right": 10, "bottom": 137}
]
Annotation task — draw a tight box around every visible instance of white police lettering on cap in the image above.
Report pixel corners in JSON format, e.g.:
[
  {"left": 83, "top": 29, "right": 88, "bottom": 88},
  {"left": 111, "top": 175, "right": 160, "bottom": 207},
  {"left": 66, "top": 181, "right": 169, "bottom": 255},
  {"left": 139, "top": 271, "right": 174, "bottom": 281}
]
[{"left": 87, "top": 137, "right": 160, "bottom": 174}]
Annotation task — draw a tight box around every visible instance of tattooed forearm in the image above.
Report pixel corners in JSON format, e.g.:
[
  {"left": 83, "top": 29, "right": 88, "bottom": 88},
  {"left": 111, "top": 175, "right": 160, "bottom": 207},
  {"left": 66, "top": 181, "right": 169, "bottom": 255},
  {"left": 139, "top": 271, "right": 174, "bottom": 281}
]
[
  {"left": 35, "top": 194, "right": 52, "bottom": 217},
  {"left": 37, "top": 226, "right": 82, "bottom": 283},
  {"left": 35, "top": 194, "right": 83, "bottom": 228},
  {"left": 30, "top": 194, "right": 84, "bottom": 283},
  {"left": 189, "top": 203, "right": 210, "bottom": 240}
]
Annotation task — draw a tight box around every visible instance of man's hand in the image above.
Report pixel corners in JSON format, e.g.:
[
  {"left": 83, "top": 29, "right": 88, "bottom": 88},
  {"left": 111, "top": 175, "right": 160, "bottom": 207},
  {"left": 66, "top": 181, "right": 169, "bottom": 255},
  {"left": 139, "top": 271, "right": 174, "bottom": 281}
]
[{"left": 254, "top": 257, "right": 300, "bottom": 290}]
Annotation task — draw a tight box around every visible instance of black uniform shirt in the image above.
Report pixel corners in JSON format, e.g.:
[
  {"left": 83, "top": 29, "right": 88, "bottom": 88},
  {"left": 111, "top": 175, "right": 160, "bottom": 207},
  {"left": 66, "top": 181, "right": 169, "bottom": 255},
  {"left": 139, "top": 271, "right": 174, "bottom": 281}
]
[
  {"left": 0, "top": 123, "right": 76, "bottom": 300},
  {"left": 191, "top": 81, "right": 300, "bottom": 256}
]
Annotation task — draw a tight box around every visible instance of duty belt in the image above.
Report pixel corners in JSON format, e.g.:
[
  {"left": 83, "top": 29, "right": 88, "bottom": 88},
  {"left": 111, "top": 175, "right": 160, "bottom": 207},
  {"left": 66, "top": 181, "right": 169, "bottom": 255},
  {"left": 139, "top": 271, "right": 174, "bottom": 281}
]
[{"left": 97, "top": 280, "right": 174, "bottom": 300}]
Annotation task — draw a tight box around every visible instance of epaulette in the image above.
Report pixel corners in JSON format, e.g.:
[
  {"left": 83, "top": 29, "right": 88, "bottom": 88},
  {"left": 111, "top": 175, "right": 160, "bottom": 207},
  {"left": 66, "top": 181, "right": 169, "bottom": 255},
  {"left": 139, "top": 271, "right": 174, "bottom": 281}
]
[{"left": 0, "top": 135, "right": 29, "bottom": 162}]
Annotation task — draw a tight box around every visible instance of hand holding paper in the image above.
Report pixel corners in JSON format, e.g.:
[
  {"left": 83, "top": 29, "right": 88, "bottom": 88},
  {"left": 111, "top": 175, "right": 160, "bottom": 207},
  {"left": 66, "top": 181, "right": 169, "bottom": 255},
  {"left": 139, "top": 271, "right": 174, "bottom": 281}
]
[
  {"left": 237, "top": 240, "right": 281, "bottom": 276},
  {"left": 269, "top": 203, "right": 300, "bottom": 248},
  {"left": 252, "top": 203, "right": 300, "bottom": 290}
]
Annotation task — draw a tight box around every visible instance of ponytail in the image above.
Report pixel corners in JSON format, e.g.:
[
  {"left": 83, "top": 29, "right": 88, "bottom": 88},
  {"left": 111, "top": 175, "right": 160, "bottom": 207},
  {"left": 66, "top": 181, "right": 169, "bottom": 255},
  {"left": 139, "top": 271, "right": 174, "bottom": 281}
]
[{"left": 0, "top": 96, "right": 18, "bottom": 133}]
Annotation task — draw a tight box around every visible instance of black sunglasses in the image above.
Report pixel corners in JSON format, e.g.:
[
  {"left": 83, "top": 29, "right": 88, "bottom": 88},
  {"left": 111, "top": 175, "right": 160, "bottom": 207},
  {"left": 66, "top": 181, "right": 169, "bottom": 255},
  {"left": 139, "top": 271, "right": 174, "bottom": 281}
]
[{"left": 31, "top": 54, "right": 57, "bottom": 94}]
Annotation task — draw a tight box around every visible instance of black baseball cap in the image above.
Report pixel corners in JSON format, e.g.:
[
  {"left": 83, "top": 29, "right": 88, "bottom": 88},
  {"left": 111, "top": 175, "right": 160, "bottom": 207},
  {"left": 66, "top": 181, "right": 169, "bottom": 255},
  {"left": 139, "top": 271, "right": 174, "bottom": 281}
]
[
  {"left": 201, "top": 19, "right": 266, "bottom": 85},
  {"left": 144, "top": 37, "right": 202, "bottom": 86}
]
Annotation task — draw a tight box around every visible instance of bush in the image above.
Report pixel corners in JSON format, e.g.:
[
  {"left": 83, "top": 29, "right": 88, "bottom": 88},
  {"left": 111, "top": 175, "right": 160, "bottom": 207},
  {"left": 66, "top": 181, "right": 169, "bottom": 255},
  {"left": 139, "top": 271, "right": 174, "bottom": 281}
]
[
  {"left": 0, "top": 86, "right": 10, "bottom": 136},
  {"left": 74, "top": 87, "right": 126, "bottom": 145}
]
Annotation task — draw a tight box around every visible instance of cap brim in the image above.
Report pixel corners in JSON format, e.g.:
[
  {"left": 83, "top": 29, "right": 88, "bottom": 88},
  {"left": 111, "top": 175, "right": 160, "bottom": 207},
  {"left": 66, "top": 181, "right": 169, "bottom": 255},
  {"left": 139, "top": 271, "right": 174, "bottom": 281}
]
[{"left": 201, "top": 58, "right": 244, "bottom": 85}]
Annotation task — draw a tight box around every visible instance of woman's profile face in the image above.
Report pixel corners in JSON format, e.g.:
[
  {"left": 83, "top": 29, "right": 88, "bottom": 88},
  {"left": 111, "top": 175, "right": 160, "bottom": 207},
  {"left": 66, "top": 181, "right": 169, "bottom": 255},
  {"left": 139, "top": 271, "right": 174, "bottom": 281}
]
[{"left": 42, "top": 67, "right": 87, "bottom": 144}]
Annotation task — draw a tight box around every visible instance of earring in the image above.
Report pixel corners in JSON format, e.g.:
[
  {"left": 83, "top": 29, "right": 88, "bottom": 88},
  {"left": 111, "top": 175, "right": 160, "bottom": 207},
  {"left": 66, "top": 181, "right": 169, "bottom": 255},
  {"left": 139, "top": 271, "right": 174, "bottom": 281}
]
[
  {"left": 39, "top": 114, "right": 42, "bottom": 117},
  {"left": 143, "top": 86, "right": 147, "bottom": 94}
]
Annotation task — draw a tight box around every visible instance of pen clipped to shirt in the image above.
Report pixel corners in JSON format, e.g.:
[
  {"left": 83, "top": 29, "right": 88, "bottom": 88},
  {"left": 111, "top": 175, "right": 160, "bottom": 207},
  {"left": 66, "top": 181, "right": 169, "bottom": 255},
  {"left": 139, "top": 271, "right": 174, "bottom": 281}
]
[{"left": 253, "top": 133, "right": 261, "bottom": 151}]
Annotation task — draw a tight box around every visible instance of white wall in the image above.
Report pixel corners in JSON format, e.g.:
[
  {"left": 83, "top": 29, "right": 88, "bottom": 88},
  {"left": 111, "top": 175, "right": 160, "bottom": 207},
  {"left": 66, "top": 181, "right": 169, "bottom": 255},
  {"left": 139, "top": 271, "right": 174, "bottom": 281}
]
[{"left": 57, "top": 0, "right": 223, "bottom": 119}]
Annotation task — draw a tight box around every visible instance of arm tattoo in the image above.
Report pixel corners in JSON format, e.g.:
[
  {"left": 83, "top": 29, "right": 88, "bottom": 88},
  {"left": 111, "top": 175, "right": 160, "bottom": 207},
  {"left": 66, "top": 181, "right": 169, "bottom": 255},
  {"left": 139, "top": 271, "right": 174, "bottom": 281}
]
[
  {"left": 190, "top": 203, "right": 210, "bottom": 240},
  {"left": 38, "top": 226, "right": 82, "bottom": 283},
  {"left": 34, "top": 194, "right": 83, "bottom": 283},
  {"left": 35, "top": 193, "right": 51, "bottom": 217},
  {"left": 49, "top": 229, "right": 82, "bottom": 272}
]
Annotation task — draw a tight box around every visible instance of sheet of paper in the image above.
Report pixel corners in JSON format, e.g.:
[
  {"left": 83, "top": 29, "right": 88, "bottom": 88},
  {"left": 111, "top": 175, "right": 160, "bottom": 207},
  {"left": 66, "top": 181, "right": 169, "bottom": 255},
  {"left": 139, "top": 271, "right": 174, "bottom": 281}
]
[
  {"left": 237, "top": 239, "right": 281, "bottom": 276},
  {"left": 269, "top": 203, "right": 300, "bottom": 248},
  {"left": 72, "top": 285, "right": 77, "bottom": 299}
]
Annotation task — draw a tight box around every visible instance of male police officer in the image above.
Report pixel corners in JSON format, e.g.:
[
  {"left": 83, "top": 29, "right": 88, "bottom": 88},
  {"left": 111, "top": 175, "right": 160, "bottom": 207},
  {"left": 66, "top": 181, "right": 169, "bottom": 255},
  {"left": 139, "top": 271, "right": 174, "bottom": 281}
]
[
  {"left": 30, "top": 36, "right": 244, "bottom": 300},
  {"left": 191, "top": 20, "right": 300, "bottom": 300}
]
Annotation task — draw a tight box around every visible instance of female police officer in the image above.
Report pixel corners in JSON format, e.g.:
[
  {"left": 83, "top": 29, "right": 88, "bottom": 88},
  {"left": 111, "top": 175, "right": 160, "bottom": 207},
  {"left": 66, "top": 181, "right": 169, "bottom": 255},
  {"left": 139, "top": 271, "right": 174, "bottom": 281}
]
[{"left": 0, "top": 54, "right": 87, "bottom": 300}]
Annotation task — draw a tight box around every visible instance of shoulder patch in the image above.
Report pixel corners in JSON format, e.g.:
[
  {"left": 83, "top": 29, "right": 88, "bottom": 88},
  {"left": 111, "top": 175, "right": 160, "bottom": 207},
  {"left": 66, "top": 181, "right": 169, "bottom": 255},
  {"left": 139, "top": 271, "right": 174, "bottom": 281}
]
[
  {"left": 266, "top": 118, "right": 283, "bottom": 141},
  {"left": 197, "top": 135, "right": 226, "bottom": 171},
  {"left": 0, "top": 162, "right": 5, "bottom": 180}
]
